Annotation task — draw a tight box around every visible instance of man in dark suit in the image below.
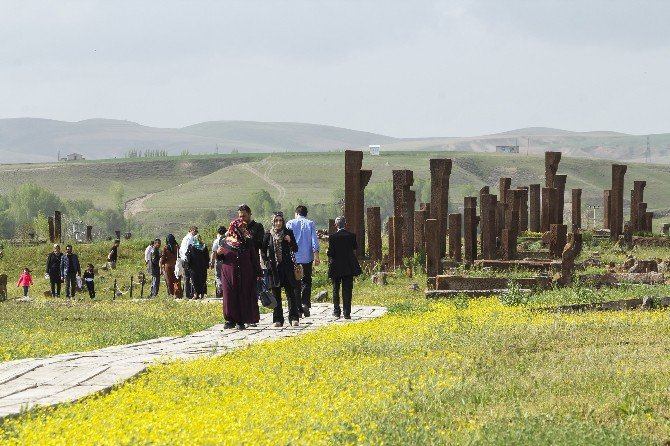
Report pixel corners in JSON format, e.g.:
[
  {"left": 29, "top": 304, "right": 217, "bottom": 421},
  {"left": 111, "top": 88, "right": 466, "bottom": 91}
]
[{"left": 327, "top": 216, "right": 362, "bottom": 319}]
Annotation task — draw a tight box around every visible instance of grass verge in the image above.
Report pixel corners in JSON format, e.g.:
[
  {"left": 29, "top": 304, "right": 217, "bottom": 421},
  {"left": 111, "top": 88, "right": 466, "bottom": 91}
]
[{"left": 1, "top": 299, "right": 669, "bottom": 445}]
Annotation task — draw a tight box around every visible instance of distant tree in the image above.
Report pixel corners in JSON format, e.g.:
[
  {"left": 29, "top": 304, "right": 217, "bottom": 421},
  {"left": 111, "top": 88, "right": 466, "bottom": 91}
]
[
  {"left": 109, "top": 183, "right": 125, "bottom": 212},
  {"left": 32, "top": 210, "right": 49, "bottom": 240},
  {"left": 180, "top": 150, "right": 190, "bottom": 156},
  {"left": 6, "top": 183, "right": 63, "bottom": 228},
  {"left": 247, "top": 189, "right": 279, "bottom": 223}
]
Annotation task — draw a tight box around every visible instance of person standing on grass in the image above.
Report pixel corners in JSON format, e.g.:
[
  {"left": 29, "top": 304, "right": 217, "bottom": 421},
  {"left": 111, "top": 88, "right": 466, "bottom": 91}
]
[
  {"left": 210, "top": 226, "right": 227, "bottom": 298},
  {"left": 150, "top": 238, "right": 162, "bottom": 297},
  {"left": 107, "top": 239, "right": 120, "bottom": 269},
  {"left": 219, "top": 217, "right": 261, "bottom": 330},
  {"left": 144, "top": 240, "right": 154, "bottom": 273},
  {"left": 186, "top": 234, "right": 209, "bottom": 299},
  {"left": 83, "top": 264, "right": 95, "bottom": 299},
  {"left": 45, "top": 244, "right": 63, "bottom": 297},
  {"left": 327, "top": 216, "right": 361, "bottom": 319},
  {"left": 161, "top": 234, "right": 183, "bottom": 298},
  {"left": 262, "top": 211, "right": 301, "bottom": 327},
  {"left": 286, "top": 205, "right": 320, "bottom": 317},
  {"left": 16, "top": 267, "right": 33, "bottom": 297},
  {"left": 180, "top": 226, "right": 198, "bottom": 298},
  {"left": 60, "top": 244, "right": 81, "bottom": 298}
]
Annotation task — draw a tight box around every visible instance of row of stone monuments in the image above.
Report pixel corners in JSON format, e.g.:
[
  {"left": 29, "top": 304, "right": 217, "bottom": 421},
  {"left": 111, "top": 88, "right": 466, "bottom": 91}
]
[{"left": 340, "top": 150, "right": 656, "bottom": 282}]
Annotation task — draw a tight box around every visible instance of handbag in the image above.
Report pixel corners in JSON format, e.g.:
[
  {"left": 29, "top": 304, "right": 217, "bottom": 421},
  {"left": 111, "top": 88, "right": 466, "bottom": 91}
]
[
  {"left": 256, "top": 279, "right": 277, "bottom": 309},
  {"left": 294, "top": 264, "right": 304, "bottom": 281},
  {"left": 292, "top": 253, "right": 304, "bottom": 281}
]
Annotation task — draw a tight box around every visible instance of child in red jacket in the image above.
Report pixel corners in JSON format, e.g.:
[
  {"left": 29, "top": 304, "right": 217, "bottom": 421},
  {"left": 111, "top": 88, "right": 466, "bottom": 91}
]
[{"left": 17, "top": 268, "right": 33, "bottom": 297}]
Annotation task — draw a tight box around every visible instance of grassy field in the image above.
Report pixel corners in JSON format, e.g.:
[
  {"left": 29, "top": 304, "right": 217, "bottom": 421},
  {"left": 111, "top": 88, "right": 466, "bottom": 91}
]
[
  {"left": 1, "top": 233, "right": 670, "bottom": 443},
  {"left": 1, "top": 151, "right": 670, "bottom": 236},
  {"left": 2, "top": 298, "right": 669, "bottom": 444}
]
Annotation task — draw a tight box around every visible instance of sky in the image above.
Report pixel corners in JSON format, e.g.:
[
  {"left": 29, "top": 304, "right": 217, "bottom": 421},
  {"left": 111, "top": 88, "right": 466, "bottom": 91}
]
[{"left": 0, "top": 0, "right": 669, "bottom": 137}]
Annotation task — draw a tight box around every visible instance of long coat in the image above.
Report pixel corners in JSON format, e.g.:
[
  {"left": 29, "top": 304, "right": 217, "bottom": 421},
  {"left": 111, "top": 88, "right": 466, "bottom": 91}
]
[
  {"left": 219, "top": 241, "right": 261, "bottom": 324},
  {"left": 186, "top": 245, "right": 209, "bottom": 295},
  {"left": 327, "top": 229, "right": 362, "bottom": 279},
  {"left": 261, "top": 228, "right": 299, "bottom": 289}
]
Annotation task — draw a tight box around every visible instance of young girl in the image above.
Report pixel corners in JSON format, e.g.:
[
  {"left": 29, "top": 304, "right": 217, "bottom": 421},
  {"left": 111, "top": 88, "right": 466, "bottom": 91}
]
[
  {"left": 83, "top": 264, "right": 95, "bottom": 299},
  {"left": 17, "top": 268, "right": 33, "bottom": 297}
]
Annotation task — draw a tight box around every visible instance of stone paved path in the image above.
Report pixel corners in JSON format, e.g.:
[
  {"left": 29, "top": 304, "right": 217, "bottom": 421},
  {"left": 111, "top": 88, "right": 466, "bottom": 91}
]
[{"left": 0, "top": 304, "right": 386, "bottom": 418}]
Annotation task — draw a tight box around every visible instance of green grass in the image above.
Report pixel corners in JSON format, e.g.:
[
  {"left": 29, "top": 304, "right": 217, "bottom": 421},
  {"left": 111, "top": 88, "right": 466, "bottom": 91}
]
[
  {"left": 0, "top": 299, "right": 222, "bottom": 361},
  {"left": 2, "top": 151, "right": 670, "bottom": 236},
  {"left": 2, "top": 299, "right": 669, "bottom": 444},
  {"left": 0, "top": 240, "right": 225, "bottom": 361}
]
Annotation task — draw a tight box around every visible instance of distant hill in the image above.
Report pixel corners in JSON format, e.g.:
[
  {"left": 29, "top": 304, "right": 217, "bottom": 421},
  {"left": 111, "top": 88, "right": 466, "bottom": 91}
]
[
  {"left": 0, "top": 118, "right": 669, "bottom": 164},
  {"left": 0, "top": 118, "right": 398, "bottom": 162}
]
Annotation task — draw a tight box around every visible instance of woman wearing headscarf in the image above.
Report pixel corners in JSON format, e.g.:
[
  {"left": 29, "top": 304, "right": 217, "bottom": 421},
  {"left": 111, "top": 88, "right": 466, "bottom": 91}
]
[
  {"left": 186, "top": 234, "right": 209, "bottom": 299},
  {"left": 160, "top": 234, "right": 183, "bottom": 298},
  {"left": 218, "top": 217, "right": 262, "bottom": 329},
  {"left": 261, "top": 211, "right": 301, "bottom": 327}
]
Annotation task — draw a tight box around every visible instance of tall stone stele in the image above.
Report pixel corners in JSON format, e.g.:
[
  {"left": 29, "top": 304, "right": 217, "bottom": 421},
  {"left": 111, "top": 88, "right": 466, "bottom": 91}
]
[
  {"left": 429, "top": 159, "right": 452, "bottom": 257},
  {"left": 609, "top": 164, "right": 627, "bottom": 241},
  {"left": 366, "top": 207, "right": 382, "bottom": 262},
  {"left": 344, "top": 150, "right": 372, "bottom": 259}
]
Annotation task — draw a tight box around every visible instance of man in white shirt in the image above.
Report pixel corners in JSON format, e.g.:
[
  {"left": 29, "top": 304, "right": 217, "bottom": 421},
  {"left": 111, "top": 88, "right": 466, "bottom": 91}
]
[
  {"left": 180, "top": 226, "right": 198, "bottom": 298},
  {"left": 144, "top": 240, "right": 154, "bottom": 273}
]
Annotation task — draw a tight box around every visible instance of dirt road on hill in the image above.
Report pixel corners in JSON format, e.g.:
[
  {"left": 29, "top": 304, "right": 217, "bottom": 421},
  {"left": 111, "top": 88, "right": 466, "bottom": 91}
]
[
  {"left": 239, "top": 161, "right": 286, "bottom": 201},
  {"left": 124, "top": 193, "right": 155, "bottom": 218}
]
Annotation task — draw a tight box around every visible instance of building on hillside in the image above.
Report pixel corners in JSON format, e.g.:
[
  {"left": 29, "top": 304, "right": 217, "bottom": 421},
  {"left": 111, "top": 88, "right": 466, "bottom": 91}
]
[
  {"left": 60, "top": 153, "right": 86, "bottom": 161},
  {"left": 369, "top": 145, "right": 381, "bottom": 156},
  {"left": 495, "top": 145, "right": 519, "bottom": 154}
]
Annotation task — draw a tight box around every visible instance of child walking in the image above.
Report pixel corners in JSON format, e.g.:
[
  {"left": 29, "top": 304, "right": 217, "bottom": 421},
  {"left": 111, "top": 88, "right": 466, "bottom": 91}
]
[
  {"left": 83, "top": 264, "right": 95, "bottom": 299},
  {"left": 17, "top": 268, "right": 33, "bottom": 297}
]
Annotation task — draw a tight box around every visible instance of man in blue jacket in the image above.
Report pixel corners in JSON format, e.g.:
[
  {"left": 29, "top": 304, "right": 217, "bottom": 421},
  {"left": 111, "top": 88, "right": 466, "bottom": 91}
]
[
  {"left": 60, "top": 244, "right": 81, "bottom": 298},
  {"left": 286, "top": 205, "right": 320, "bottom": 317}
]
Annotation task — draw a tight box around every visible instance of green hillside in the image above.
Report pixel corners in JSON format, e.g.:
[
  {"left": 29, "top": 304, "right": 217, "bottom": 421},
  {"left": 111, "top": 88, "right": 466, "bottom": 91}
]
[{"left": 1, "top": 151, "right": 669, "bottom": 236}]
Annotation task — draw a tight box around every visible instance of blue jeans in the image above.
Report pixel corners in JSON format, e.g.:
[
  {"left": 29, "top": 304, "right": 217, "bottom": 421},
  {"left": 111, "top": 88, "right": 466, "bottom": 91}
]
[{"left": 151, "top": 275, "right": 160, "bottom": 296}]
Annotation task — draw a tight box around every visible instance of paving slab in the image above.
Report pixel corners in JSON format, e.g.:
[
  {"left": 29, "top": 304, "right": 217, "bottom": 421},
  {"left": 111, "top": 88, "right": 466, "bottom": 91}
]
[{"left": 0, "top": 303, "right": 386, "bottom": 418}]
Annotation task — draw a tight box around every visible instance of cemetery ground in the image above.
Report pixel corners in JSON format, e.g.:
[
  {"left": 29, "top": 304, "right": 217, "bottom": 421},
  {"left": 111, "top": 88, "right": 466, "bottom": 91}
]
[{"left": 1, "top": 238, "right": 670, "bottom": 443}]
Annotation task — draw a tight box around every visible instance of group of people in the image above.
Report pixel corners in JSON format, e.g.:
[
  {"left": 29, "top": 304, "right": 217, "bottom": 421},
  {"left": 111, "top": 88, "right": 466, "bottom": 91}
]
[
  {"left": 219, "top": 204, "right": 361, "bottom": 328},
  {"left": 146, "top": 204, "right": 361, "bottom": 329},
  {"left": 25, "top": 204, "right": 361, "bottom": 324},
  {"left": 39, "top": 243, "right": 96, "bottom": 298}
]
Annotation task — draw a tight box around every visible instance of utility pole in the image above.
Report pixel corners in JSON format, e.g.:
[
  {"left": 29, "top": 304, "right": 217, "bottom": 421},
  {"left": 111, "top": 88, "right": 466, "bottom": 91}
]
[
  {"left": 645, "top": 135, "right": 651, "bottom": 163},
  {"left": 527, "top": 137, "right": 530, "bottom": 156},
  {"left": 587, "top": 205, "right": 600, "bottom": 229}
]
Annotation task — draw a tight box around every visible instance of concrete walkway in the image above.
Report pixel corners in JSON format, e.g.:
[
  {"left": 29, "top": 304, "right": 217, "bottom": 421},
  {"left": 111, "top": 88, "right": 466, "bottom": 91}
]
[{"left": 0, "top": 304, "right": 386, "bottom": 418}]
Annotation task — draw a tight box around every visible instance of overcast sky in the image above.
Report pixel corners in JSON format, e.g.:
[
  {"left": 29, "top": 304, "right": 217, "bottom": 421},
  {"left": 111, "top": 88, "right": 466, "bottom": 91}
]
[{"left": 1, "top": 0, "right": 668, "bottom": 137}]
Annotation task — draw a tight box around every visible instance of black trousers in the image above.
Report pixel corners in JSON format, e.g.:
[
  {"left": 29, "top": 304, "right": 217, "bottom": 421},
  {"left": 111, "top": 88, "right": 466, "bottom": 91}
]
[
  {"left": 272, "top": 285, "right": 301, "bottom": 323},
  {"left": 298, "top": 262, "right": 313, "bottom": 308},
  {"left": 86, "top": 282, "right": 95, "bottom": 298},
  {"left": 49, "top": 273, "right": 61, "bottom": 297},
  {"left": 65, "top": 274, "right": 77, "bottom": 297},
  {"left": 184, "top": 269, "right": 193, "bottom": 298},
  {"left": 332, "top": 275, "right": 353, "bottom": 316},
  {"left": 23, "top": 286, "right": 29, "bottom": 297}
]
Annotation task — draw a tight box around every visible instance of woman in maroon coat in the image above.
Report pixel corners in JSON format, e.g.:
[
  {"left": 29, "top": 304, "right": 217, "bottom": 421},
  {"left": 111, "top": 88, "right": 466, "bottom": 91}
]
[{"left": 218, "top": 218, "right": 262, "bottom": 329}]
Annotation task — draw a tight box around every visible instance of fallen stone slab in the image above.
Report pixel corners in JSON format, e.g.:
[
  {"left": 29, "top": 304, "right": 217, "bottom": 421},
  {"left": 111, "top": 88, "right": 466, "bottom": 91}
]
[
  {"left": 473, "top": 259, "right": 560, "bottom": 272},
  {"left": 534, "top": 296, "right": 670, "bottom": 313},
  {"left": 435, "top": 275, "right": 551, "bottom": 291},
  {"left": 425, "top": 289, "right": 532, "bottom": 298},
  {"left": 633, "top": 236, "right": 670, "bottom": 248}
]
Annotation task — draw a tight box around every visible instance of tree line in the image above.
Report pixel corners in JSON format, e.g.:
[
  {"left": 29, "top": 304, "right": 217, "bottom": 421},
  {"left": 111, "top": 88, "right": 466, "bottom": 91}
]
[{"left": 0, "top": 183, "right": 126, "bottom": 239}]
